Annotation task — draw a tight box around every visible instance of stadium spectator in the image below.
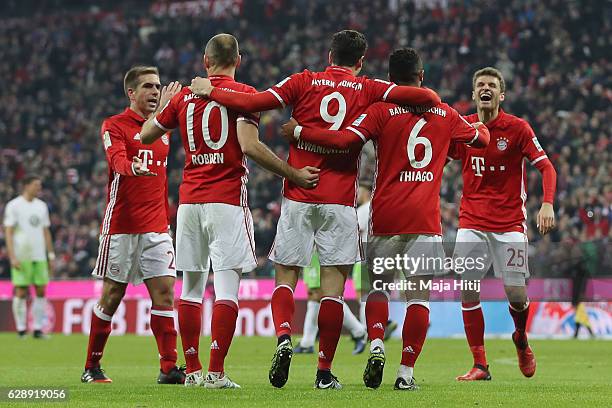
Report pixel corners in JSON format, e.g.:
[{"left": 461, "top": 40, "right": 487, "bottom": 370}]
[{"left": 0, "top": 0, "right": 610, "bottom": 278}]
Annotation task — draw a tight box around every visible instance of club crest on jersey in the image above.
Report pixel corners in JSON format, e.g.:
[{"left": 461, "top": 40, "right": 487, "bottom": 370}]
[
  {"left": 109, "top": 264, "right": 120, "bottom": 277},
  {"left": 161, "top": 134, "right": 169, "bottom": 145},
  {"left": 496, "top": 137, "right": 509, "bottom": 151}
]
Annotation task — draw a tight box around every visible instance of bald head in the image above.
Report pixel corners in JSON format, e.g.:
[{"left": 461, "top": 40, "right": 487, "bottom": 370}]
[{"left": 205, "top": 34, "right": 239, "bottom": 68}]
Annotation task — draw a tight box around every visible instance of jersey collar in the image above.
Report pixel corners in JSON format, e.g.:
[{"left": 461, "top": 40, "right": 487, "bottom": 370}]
[
  {"left": 326, "top": 65, "right": 354, "bottom": 76},
  {"left": 124, "top": 107, "right": 146, "bottom": 124},
  {"left": 209, "top": 74, "right": 234, "bottom": 82},
  {"left": 486, "top": 108, "right": 506, "bottom": 129}
]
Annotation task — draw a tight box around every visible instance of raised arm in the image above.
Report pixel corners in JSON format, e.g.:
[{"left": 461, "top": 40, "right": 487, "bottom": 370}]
[{"left": 141, "top": 81, "right": 182, "bottom": 144}]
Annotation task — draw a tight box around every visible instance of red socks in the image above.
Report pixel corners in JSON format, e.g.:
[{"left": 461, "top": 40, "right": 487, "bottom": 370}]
[
  {"left": 365, "top": 291, "right": 389, "bottom": 341},
  {"left": 401, "top": 304, "right": 429, "bottom": 368},
  {"left": 462, "top": 302, "right": 487, "bottom": 367},
  {"left": 271, "top": 285, "right": 294, "bottom": 338},
  {"left": 178, "top": 299, "right": 203, "bottom": 373},
  {"left": 317, "top": 297, "right": 344, "bottom": 370},
  {"left": 85, "top": 304, "right": 112, "bottom": 369},
  {"left": 509, "top": 303, "right": 530, "bottom": 347},
  {"left": 150, "top": 306, "right": 178, "bottom": 374},
  {"left": 208, "top": 300, "right": 239, "bottom": 373}
]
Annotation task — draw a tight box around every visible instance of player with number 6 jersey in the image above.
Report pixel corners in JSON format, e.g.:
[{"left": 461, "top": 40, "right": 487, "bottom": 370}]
[
  {"left": 191, "top": 29, "right": 441, "bottom": 390},
  {"left": 141, "top": 34, "right": 319, "bottom": 390},
  {"left": 281, "top": 48, "right": 490, "bottom": 391},
  {"left": 449, "top": 67, "right": 557, "bottom": 383}
]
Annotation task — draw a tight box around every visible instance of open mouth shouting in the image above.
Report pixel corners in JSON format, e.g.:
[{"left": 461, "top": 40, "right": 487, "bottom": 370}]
[{"left": 479, "top": 91, "right": 493, "bottom": 103}]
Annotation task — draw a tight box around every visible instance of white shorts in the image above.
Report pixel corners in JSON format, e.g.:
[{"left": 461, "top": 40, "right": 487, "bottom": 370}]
[
  {"left": 92, "top": 232, "right": 176, "bottom": 285},
  {"left": 176, "top": 203, "right": 257, "bottom": 274},
  {"left": 453, "top": 228, "right": 529, "bottom": 286},
  {"left": 368, "top": 234, "right": 445, "bottom": 278},
  {"left": 269, "top": 198, "right": 362, "bottom": 267}
]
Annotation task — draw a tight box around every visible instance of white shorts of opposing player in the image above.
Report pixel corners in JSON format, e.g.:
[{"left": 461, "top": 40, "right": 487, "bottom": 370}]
[
  {"left": 269, "top": 198, "right": 362, "bottom": 267},
  {"left": 92, "top": 232, "right": 176, "bottom": 284},
  {"left": 176, "top": 203, "right": 257, "bottom": 274},
  {"left": 453, "top": 229, "right": 529, "bottom": 286}
]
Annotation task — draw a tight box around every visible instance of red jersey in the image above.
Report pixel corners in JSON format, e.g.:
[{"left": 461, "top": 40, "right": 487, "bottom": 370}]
[
  {"left": 268, "top": 66, "right": 402, "bottom": 206},
  {"left": 448, "top": 109, "right": 549, "bottom": 233},
  {"left": 100, "top": 108, "right": 170, "bottom": 235},
  {"left": 155, "top": 75, "right": 259, "bottom": 206},
  {"left": 343, "top": 103, "right": 482, "bottom": 235}
]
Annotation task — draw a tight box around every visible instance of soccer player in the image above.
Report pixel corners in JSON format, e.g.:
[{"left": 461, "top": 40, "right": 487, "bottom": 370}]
[
  {"left": 449, "top": 67, "right": 557, "bottom": 381},
  {"left": 4, "top": 176, "right": 54, "bottom": 339},
  {"left": 81, "top": 66, "right": 185, "bottom": 384},
  {"left": 280, "top": 48, "right": 490, "bottom": 390},
  {"left": 140, "top": 34, "right": 319, "bottom": 389},
  {"left": 190, "top": 29, "right": 441, "bottom": 389}
]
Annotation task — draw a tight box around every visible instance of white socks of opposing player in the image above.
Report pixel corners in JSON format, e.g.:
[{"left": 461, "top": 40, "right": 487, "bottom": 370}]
[
  {"left": 343, "top": 302, "right": 366, "bottom": 338},
  {"left": 300, "top": 300, "right": 320, "bottom": 348},
  {"left": 12, "top": 297, "right": 27, "bottom": 332},
  {"left": 32, "top": 297, "right": 47, "bottom": 330},
  {"left": 359, "top": 301, "right": 366, "bottom": 327}
]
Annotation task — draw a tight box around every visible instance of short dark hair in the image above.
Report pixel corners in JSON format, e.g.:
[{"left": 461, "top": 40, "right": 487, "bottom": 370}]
[
  {"left": 330, "top": 30, "right": 367, "bottom": 67},
  {"left": 123, "top": 66, "right": 159, "bottom": 97},
  {"left": 472, "top": 67, "right": 506, "bottom": 93},
  {"left": 22, "top": 175, "right": 41, "bottom": 187},
  {"left": 388, "top": 48, "right": 423, "bottom": 85},
  {"left": 205, "top": 33, "right": 239, "bottom": 68}
]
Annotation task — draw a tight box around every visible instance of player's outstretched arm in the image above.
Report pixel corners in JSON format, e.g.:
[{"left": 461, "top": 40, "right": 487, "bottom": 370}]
[
  {"left": 141, "top": 81, "right": 182, "bottom": 144},
  {"left": 280, "top": 118, "right": 365, "bottom": 150},
  {"left": 190, "top": 77, "right": 282, "bottom": 113},
  {"left": 385, "top": 86, "right": 441, "bottom": 107},
  {"left": 237, "top": 120, "right": 320, "bottom": 189}
]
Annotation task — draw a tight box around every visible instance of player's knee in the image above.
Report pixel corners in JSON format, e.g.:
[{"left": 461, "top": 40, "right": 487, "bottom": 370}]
[
  {"left": 14, "top": 287, "right": 28, "bottom": 298},
  {"left": 152, "top": 286, "right": 175, "bottom": 308},
  {"left": 461, "top": 289, "right": 481, "bottom": 303},
  {"left": 101, "top": 281, "right": 126, "bottom": 311},
  {"left": 509, "top": 301, "right": 528, "bottom": 311},
  {"left": 34, "top": 286, "right": 46, "bottom": 297},
  {"left": 308, "top": 288, "right": 322, "bottom": 301}
]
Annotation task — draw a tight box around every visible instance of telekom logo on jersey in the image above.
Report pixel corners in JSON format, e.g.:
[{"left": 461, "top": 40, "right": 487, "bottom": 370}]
[
  {"left": 471, "top": 156, "right": 486, "bottom": 177},
  {"left": 137, "top": 149, "right": 167, "bottom": 169},
  {"left": 470, "top": 156, "right": 507, "bottom": 177}
]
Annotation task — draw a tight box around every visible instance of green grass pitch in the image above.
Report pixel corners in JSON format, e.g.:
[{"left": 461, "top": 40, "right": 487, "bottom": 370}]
[{"left": 0, "top": 334, "right": 610, "bottom": 407}]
